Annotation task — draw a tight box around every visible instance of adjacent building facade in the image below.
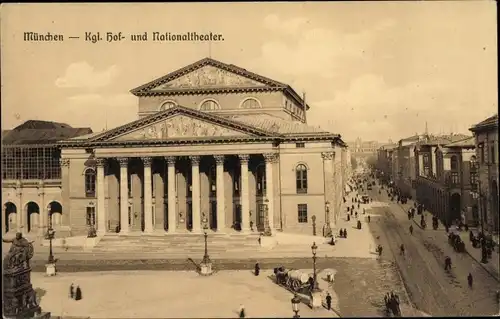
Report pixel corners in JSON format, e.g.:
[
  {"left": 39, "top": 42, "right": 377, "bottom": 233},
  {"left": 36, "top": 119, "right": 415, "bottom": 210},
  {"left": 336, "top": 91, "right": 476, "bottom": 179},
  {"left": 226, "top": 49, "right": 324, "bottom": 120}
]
[
  {"left": 470, "top": 114, "right": 498, "bottom": 232},
  {"left": 2, "top": 58, "right": 349, "bottom": 239}
]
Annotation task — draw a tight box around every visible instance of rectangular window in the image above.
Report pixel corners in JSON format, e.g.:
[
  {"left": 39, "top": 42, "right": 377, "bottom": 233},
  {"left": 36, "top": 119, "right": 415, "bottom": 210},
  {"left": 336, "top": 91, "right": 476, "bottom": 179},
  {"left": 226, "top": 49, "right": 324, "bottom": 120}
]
[
  {"left": 451, "top": 172, "right": 460, "bottom": 185},
  {"left": 296, "top": 143, "right": 305, "bottom": 148},
  {"left": 298, "top": 204, "right": 308, "bottom": 223},
  {"left": 479, "top": 143, "right": 485, "bottom": 163},
  {"left": 470, "top": 172, "right": 478, "bottom": 191},
  {"left": 86, "top": 207, "right": 96, "bottom": 226}
]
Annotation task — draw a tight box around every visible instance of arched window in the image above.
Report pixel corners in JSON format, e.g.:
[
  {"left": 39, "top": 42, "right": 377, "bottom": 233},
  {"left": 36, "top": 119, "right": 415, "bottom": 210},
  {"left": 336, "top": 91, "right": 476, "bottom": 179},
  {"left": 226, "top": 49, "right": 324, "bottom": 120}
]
[
  {"left": 450, "top": 156, "right": 458, "bottom": 170},
  {"left": 295, "top": 164, "right": 308, "bottom": 194},
  {"left": 241, "top": 98, "right": 261, "bottom": 109},
  {"left": 84, "top": 168, "right": 96, "bottom": 197},
  {"left": 159, "top": 101, "right": 176, "bottom": 111},
  {"left": 199, "top": 100, "right": 220, "bottom": 111},
  {"left": 256, "top": 164, "right": 266, "bottom": 196}
]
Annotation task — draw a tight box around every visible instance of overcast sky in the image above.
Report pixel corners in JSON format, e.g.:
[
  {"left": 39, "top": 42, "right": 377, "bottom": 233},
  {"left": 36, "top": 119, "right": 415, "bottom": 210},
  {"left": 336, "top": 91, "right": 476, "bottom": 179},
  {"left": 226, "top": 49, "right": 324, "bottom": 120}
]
[{"left": 1, "top": 2, "right": 497, "bottom": 142}]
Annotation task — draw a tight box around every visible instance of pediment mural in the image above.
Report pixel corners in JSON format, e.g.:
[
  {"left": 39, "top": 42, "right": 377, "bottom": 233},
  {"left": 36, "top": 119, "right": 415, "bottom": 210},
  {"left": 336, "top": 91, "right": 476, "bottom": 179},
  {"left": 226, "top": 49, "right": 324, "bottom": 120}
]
[
  {"left": 151, "top": 66, "right": 266, "bottom": 90},
  {"left": 111, "top": 115, "right": 250, "bottom": 141}
]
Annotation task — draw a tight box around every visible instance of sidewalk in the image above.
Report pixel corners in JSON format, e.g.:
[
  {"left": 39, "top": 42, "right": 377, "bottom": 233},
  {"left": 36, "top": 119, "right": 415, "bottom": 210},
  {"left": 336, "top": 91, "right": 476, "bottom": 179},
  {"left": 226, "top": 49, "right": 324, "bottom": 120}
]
[{"left": 378, "top": 185, "right": 500, "bottom": 281}]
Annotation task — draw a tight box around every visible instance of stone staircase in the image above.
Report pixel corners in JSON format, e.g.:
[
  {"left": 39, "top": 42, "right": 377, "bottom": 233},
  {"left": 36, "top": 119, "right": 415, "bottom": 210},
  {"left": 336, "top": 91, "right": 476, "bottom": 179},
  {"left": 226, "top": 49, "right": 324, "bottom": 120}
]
[{"left": 91, "top": 232, "right": 261, "bottom": 257}]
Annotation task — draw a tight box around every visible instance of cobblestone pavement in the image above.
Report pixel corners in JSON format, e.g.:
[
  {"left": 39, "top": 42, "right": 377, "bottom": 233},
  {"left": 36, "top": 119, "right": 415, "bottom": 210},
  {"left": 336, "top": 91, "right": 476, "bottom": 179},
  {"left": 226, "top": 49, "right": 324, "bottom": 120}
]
[{"left": 368, "top": 185, "right": 500, "bottom": 316}]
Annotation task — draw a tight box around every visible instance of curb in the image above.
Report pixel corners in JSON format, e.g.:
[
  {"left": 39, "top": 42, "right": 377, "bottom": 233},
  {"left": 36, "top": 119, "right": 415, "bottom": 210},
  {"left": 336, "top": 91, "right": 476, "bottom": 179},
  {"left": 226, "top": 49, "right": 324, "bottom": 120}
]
[{"left": 453, "top": 234, "right": 500, "bottom": 282}]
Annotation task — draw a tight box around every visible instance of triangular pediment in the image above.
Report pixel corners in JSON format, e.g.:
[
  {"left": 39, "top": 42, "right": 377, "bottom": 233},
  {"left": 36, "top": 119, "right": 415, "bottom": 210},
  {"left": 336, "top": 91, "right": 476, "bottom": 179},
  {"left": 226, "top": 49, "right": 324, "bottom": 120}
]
[
  {"left": 111, "top": 114, "right": 253, "bottom": 141},
  {"left": 150, "top": 65, "right": 267, "bottom": 90},
  {"left": 90, "top": 107, "right": 275, "bottom": 143}
]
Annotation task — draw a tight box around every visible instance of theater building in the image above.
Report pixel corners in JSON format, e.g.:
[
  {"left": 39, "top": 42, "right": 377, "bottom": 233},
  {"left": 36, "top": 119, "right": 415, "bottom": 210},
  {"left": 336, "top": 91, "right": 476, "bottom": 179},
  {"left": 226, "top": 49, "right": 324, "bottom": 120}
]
[{"left": 2, "top": 57, "right": 348, "bottom": 239}]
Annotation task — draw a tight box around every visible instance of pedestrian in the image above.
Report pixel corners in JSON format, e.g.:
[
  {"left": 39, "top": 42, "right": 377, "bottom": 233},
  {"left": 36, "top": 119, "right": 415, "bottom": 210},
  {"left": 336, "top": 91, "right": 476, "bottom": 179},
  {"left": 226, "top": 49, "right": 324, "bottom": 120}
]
[
  {"left": 444, "top": 256, "right": 452, "bottom": 271},
  {"left": 239, "top": 304, "right": 246, "bottom": 318},
  {"left": 254, "top": 263, "right": 260, "bottom": 276},
  {"left": 339, "top": 228, "right": 344, "bottom": 238},
  {"left": 258, "top": 235, "right": 261, "bottom": 246},
  {"left": 467, "top": 273, "right": 473, "bottom": 288},
  {"left": 355, "top": 212, "right": 358, "bottom": 219},
  {"left": 75, "top": 285, "right": 82, "bottom": 301},
  {"left": 347, "top": 214, "right": 350, "bottom": 221},
  {"left": 367, "top": 215, "right": 371, "bottom": 223},
  {"left": 69, "top": 283, "right": 74, "bottom": 299},
  {"left": 358, "top": 203, "right": 360, "bottom": 209},
  {"left": 363, "top": 208, "right": 365, "bottom": 215},
  {"left": 343, "top": 228, "right": 348, "bottom": 238},
  {"left": 326, "top": 292, "right": 332, "bottom": 310}
]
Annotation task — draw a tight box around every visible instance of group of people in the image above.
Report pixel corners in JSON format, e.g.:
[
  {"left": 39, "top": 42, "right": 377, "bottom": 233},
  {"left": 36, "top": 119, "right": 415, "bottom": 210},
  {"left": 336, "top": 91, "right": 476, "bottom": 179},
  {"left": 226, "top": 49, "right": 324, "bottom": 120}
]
[
  {"left": 69, "top": 283, "right": 83, "bottom": 301},
  {"left": 448, "top": 232, "right": 466, "bottom": 253}
]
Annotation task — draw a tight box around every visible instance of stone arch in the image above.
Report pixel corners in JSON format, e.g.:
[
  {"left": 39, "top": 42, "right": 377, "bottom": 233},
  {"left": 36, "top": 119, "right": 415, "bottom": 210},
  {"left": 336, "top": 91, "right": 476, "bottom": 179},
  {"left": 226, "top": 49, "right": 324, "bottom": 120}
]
[
  {"left": 24, "top": 201, "right": 40, "bottom": 233},
  {"left": 48, "top": 201, "right": 63, "bottom": 227},
  {"left": 239, "top": 97, "right": 262, "bottom": 109},
  {"left": 198, "top": 98, "right": 221, "bottom": 111},
  {"left": 293, "top": 161, "right": 310, "bottom": 171},
  {"left": 3, "top": 202, "right": 17, "bottom": 233},
  {"left": 449, "top": 192, "right": 461, "bottom": 224},
  {"left": 491, "top": 179, "right": 498, "bottom": 231}
]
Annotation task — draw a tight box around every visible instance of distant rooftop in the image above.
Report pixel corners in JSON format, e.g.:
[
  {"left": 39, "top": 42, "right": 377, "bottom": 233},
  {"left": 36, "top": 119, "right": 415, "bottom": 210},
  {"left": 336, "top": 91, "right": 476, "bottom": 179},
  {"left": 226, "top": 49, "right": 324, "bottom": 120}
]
[
  {"left": 2, "top": 120, "right": 93, "bottom": 145},
  {"left": 470, "top": 114, "right": 498, "bottom": 132},
  {"left": 444, "top": 136, "right": 475, "bottom": 148}
]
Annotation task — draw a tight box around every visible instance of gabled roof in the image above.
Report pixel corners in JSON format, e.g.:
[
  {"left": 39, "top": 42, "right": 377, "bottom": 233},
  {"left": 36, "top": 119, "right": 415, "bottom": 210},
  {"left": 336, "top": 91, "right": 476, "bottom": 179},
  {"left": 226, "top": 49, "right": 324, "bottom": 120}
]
[
  {"left": 470, "top": 113, "right": 498, "bottom": 132},
  {"left": 419, "top": 134, "right": 471, "bottom": 146},
  {"left": 58, "top": 106, "right": 341, "bottom": 147},
  {"left": 69, "top": 105, "right": 276, "bottom": 143},
  {"left": 129, "top": 57, "right": 310, "bottom": 110},
  {"left": 2, "top": 120, "right": 92, "bottom": 145},
  {"left": 444, "top": 136, "right": 475, "bottom": 148}
]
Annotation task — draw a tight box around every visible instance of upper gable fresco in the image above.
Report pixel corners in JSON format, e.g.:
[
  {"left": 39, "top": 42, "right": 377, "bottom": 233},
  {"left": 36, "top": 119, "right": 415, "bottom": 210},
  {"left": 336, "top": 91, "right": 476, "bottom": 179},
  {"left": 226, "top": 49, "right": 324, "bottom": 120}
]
[{"left": 151, "top": 66, "right": 266, "bottom": 90}]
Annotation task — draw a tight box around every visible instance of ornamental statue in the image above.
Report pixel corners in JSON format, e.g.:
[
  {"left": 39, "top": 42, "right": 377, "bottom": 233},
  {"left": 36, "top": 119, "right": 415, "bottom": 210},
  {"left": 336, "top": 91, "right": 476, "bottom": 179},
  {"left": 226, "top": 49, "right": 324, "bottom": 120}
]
[{"left": 2, "top": 232, "right": 50, "bottom": 319}]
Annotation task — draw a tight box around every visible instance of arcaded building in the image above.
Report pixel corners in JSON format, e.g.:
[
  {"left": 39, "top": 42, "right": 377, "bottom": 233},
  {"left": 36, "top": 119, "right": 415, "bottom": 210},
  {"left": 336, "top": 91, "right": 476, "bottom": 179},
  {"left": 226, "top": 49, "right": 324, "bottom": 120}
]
[{"left": 3, "top": 58, "right": 349, "bottom": 239}]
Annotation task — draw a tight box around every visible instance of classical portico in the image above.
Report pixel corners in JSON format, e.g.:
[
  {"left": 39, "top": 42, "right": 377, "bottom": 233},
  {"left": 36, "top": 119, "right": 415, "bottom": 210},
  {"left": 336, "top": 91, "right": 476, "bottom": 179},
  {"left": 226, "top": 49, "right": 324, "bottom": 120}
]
[{"left": 91, "top": 151, "right": 278, "bottom": 235}]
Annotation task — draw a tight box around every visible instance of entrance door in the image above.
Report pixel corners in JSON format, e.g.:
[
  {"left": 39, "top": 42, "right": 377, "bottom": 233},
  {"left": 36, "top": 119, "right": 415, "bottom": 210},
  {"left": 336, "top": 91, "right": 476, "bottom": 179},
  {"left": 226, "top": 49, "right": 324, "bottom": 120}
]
[
  {"left": 234, "top": 204, "right": 242, "bottom": 231},
  {"left": 258, "top": 203, "right": 265, "bottom": 232},
  {"left": 187, "top": 202, "right": 193, "bottom": 230},
  {"left": 210, "top": 201, "right": 217, "bottom": 230}
]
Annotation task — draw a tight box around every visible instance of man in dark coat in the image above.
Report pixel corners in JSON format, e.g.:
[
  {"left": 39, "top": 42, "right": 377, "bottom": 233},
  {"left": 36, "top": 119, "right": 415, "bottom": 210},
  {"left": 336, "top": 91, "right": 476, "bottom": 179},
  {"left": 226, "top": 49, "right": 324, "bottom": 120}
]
[
  {"left": 326, "top": 292, "right": 332, "bottom": 310},
  {"left": 75, "top": 286, "right": 82, "bottom": 301},
  {"left": 254, "top": 263, "right": 260, "bottom": 276},
  {"left": 343, "top": 229, "right": 347, "bottom": 238},
  {"left": 69, "top": 283, "right": 75, "bottom": 299}
]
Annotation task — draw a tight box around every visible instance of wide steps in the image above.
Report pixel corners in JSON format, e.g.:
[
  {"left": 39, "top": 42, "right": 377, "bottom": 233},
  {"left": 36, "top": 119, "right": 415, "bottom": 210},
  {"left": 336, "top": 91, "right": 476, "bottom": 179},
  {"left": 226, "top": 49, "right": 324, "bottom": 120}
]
[{"left": 92, "top": 233, "right": 260, "bottom": 254}]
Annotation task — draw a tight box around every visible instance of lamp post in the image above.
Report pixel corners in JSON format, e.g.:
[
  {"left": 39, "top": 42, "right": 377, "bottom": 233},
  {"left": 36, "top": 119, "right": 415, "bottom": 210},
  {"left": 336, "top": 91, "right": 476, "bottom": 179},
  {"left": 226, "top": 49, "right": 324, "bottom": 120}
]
[
  {"left": 311, "top": 242, "right": 319, "bottom": 291},
  {"left": 47, "top": 227, "right": 55, "bottom": 264},
  {"left": 199, "top": 224, "right": 213, "bottom": 276},
  {"left": 291, "top": 293, "right": 301, "bottom": 318},
  {"left": 325, "top": 201, "right": 331, "bottom": 237},
  {"left": 203, "top": 224, "right": 210, "bottom": 264},
  {"left": 263, "top": 198, "right": 272, "bottom": 236}
]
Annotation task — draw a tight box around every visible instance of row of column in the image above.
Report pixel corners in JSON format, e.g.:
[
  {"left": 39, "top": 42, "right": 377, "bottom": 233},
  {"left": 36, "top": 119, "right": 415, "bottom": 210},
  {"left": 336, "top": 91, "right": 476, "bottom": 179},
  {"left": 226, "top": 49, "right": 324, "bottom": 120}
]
[{"left": 95, "top": 154, "right": 278, "bottom": 235}]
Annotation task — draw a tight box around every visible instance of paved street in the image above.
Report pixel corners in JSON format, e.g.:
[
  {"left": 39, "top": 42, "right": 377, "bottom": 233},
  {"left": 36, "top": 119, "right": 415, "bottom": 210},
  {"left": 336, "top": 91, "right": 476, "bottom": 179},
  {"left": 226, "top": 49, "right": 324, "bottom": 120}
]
[{"left": 367, "top": 184, "right": 500, "bottom": 316}]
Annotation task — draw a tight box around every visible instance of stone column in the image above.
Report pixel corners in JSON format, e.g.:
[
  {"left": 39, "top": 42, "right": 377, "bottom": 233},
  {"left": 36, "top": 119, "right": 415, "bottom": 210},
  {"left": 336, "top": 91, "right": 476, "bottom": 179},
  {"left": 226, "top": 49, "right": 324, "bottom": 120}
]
[
  {"left": 15, "top": 181, "right": 22, "bottom": 233},
  {"left": 37, "top": 182, "right": 45, "bottom": 235},
  {"left": 190, "top": 156, "right": 201, "bottom": 233},
  {"left": 263, "top": 153, "right": 277, "bottom": 231},
  {"left": 214, "top": 155, "right": 226, "bottom": 232},
  {"left": 143, "top": 157, "right": 153, "bottom": 233},
  {"left": 322, "top": 152, "right": 335, "bottom": 230},
  {"left": 166, "top": 156, "right": 177, "bottom": 233},
  {"left": 118, "top": 158, "right": 129, "bottom": 234},
  {"left": 239, "top": 154, "right": 250, "bottom": 232},
  {"left": 96, "top": 158, "right": 106, "bottom": 235}
]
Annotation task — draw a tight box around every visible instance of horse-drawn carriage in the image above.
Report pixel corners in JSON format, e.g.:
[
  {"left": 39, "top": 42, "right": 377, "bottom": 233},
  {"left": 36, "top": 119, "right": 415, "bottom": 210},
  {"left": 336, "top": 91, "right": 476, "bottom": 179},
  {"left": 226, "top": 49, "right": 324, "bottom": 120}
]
[
  {"left": 448, "top": 233, "right": 466, "bottom": 253},
  {"left": 274, "top": 267, "right": 312, "bottom": 293}
]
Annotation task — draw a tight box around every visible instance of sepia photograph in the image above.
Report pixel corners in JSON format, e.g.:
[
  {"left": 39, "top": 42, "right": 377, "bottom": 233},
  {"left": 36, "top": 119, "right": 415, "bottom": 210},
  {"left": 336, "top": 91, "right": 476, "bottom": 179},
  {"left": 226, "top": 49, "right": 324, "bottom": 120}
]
[{"left": 1, "top": 2, "right": 498, "bottom": 318}]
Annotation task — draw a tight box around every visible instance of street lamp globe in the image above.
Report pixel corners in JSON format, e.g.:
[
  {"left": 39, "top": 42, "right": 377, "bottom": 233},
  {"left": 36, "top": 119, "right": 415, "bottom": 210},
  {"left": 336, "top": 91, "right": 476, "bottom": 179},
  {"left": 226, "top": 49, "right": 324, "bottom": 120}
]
[
  {"left": 311, "top": 242, "right": 318, "bottom": 255},
  {"left": 291, "top": 293, "right": 300, "bottom": 311}
]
